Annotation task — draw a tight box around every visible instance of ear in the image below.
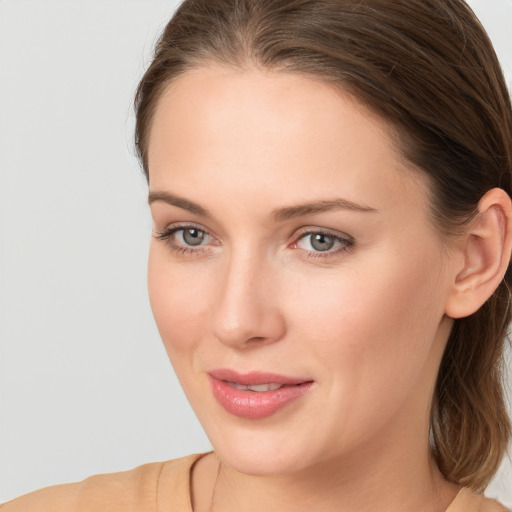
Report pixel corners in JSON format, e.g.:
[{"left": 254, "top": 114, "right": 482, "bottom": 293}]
[{"left": 445, "top": 188, "right": 512, "bottom": 319}]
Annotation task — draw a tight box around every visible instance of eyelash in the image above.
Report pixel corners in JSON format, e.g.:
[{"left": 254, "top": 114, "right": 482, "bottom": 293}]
[
  {"left": 154, "top": 224, "right": 354, "bottom": 260},
  {"left": 155, "top": 223, "right": 212, "bottom": 256},
  {"left": 292, "top": 229, "right": 354, "bottom": 259}
]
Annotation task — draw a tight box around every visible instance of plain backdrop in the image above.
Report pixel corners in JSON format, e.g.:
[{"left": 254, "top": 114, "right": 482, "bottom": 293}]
[{"left": 0, "top": 0, "right": 511, "bottom": 505}]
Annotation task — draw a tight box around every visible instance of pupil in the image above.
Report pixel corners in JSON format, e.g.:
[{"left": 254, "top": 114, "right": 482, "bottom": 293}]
[
  {"left": 311, "top": 233, "right": 334, "bottom": 251},
  {"left": 183, "top": 228, "right": 204, "bottom": 246}
]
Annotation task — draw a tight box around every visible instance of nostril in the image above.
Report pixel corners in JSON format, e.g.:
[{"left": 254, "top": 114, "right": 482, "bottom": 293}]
[{"left": 247, "top": 336, "right": 266, "bottom": 344}]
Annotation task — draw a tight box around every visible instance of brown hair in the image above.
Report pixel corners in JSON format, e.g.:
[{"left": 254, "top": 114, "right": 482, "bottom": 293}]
[{"left": 134, "top": 0, "right": 512, "bottom": 490}]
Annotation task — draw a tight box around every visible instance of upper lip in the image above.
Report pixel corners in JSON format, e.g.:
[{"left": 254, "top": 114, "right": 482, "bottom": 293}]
[{"left": 209, "top": 368, "right": 312, "bottom": 386}]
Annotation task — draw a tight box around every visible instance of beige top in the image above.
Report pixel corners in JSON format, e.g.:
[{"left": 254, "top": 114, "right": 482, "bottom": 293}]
[{"left": 1, "top": 453, "right": 509, "bottom": 512}]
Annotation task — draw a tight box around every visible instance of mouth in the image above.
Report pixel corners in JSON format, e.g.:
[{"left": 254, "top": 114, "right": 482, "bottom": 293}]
[
  {"left": 208, "top": 369, "right": 314, "bottom": 419},
  {"left": 226, "top": 382, "right": 286, "bottom": 392}
]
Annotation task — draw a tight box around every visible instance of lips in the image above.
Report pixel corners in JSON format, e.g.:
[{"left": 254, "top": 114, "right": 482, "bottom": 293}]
[{"left": 209, "top": 369, "right": 314, "bottom": 419}]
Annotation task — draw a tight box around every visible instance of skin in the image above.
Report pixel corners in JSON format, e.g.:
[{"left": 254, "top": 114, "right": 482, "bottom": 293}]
[{"left": 146, "top": 64, "right": 510, "bottom": 512}]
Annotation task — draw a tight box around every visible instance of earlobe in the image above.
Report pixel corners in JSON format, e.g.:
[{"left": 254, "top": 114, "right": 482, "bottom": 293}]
[{"left": 445, "top": 188, "right": 512, "bottom": 319}]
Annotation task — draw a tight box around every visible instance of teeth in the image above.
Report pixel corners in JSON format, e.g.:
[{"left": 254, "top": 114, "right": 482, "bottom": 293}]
[{"left": 229, "top": 382, "right": 283, "bottom": 392}]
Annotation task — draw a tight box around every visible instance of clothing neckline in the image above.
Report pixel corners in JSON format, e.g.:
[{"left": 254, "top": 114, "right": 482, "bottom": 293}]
[{"left": 177, "top": 453, "right": 493, "bottom": 512}]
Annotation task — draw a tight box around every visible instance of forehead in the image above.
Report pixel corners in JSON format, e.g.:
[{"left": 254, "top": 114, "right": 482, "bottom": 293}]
[
  {"left": 149, "top": 64, "right": 393, "bottom": 167},
  {"left": 147, "top": 64, "right": 431, "bottom": 219}
]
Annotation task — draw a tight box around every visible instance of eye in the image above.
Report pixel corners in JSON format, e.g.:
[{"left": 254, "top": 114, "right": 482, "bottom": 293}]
[
  {"left": 299, "top": 233, "right": 337, "bottom": 252},
  {"left": 293, "top": 229, "right": 353, "bottom": 258},
  {"left": 177, "top": 227, "right": 208, "bottom": 246},
  {"left": 154, "top": 224, "right": 215, "bottom": 255}
]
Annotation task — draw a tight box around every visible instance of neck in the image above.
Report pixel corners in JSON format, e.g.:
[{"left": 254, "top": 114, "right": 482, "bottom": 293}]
[{"left": 210, "top": 435, "right": 458, "bottom": 512}]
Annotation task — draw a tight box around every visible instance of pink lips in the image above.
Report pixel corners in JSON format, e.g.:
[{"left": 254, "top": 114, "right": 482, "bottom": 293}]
[{"left": 209, "top": 369, "right": 314, "bottom": 419}]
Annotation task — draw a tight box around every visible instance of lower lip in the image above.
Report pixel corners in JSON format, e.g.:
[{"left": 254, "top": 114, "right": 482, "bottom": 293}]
[{"left": 209, "top": 377, "right": 314, "bottom": 419}]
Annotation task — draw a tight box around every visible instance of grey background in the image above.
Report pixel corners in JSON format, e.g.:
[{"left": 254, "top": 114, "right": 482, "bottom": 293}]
[{"left": 0, "top": 0, "right": 511, "bottom": 505}]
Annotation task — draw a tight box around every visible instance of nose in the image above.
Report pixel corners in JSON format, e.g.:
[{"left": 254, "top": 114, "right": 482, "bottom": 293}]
[{"left": 211, "top": 249, "right": 286, "bottom": 349}]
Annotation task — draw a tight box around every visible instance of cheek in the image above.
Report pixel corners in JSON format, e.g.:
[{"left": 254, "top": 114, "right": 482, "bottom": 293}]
[
  {"left": 147, "top": 244, "right": 212, "bottom": 358},
  {"left": 277, "top": 249, "right": 447, "bottom": 450},
  {"left": 285, "top": 246, "right": 446, "bottom": 391}
]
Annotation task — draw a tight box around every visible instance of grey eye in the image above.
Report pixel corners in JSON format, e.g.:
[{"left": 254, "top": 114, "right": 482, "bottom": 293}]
[
  {"left": 296, "top": 231, "right": 350, "bottom": 254},
  {"left": 181, "top": 228, "right": 206, "bottom": 246},
  {"left": 309, "top": 233, "right": 336, "bottom": 251}
]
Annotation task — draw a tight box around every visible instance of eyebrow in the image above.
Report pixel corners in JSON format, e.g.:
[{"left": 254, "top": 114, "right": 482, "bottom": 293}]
[
  {"left": 148, "top": 191, "right": 210, "bottom": 217},
  {"left": 272, "top": 198, "right": 377, "bottom": 221},
  {"left": 148, "top": 191, "right": 377, "bottom": 220}
]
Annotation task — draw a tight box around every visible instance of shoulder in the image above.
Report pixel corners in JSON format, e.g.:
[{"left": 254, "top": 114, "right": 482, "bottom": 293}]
[
  {"left": 480, "top": 496, "right": 511, "bottom": 512},
  {"left": 0, "top": 453, "right": 205, "bottom": 512},
  {"left": 447, "top": 487, "right": 510, "bottom": 512},
  {"left": 479, "top": 495, "right": 510, "bottom": 512}
]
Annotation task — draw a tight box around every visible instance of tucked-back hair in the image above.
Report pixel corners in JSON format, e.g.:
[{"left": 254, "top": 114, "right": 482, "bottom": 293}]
[{"left": 134, "top": 0, "right": 512, "bottom": 490}]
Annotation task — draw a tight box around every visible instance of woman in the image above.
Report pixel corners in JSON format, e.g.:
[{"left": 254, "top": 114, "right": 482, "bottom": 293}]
[{"left": 2, "top": 0, "right": 511, "bottom": 510}]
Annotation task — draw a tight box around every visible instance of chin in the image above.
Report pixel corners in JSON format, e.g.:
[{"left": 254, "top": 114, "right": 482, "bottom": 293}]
[
  {"left": 215, "top": 441, "right": 306, "bottom": 476},
  {"left": 201, "top": 416, "right": 325, "bottom": 476}
]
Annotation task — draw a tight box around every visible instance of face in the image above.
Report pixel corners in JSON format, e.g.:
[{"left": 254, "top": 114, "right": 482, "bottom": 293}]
[{"left": 147, "top": 64, "right": 457, "bottom": 476}]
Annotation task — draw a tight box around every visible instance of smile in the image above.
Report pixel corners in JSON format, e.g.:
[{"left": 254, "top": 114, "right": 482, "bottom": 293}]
[
  {"left": 208, "top": 370, "right": 314, "bottom": 419},
  {"left": 227, "top": 382, "right": 283, "bottom": 392}
]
